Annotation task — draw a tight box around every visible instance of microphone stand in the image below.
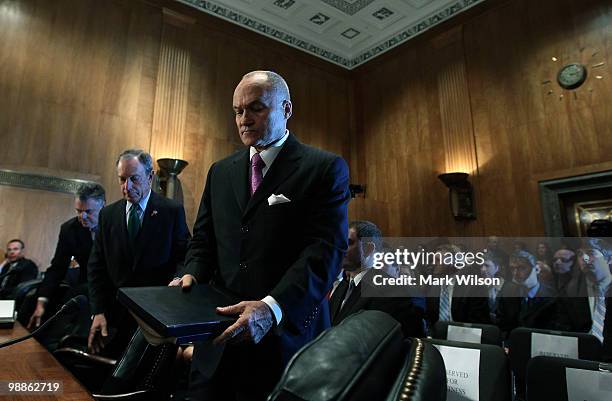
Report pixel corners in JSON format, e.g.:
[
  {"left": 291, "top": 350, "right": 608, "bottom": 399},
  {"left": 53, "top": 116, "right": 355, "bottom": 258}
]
[{"left": 0, "top": 296, "right": 85, "bottom": 349}]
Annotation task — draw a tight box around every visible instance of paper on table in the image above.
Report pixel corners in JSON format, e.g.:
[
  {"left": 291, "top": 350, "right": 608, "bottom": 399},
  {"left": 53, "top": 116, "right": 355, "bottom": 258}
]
[
  {"left": 531, "top": 332, "right": 578, "bottom": 359},
  {"left": 566, "top": 367, "right": 612, "bottom": 401},
  {"left": 0, "top": 300, "right": 15, "bottom": 320},
  {"left": 447, "top": 325, "right": 482, "bottom": 344},
  {"left": 434, "top": 344, "right": 480, "bottom": 401}
]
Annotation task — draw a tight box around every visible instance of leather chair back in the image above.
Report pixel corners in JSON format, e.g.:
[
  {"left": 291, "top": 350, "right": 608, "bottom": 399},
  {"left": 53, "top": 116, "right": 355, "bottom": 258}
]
[{"left": 427, "top": 339, "right": 511, "bottom": 401}]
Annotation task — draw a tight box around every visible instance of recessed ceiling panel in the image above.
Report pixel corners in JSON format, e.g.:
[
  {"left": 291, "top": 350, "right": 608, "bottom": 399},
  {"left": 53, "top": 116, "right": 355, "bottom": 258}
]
[{"left": 178, "top": 0, "right": 487, "bottom": 69}]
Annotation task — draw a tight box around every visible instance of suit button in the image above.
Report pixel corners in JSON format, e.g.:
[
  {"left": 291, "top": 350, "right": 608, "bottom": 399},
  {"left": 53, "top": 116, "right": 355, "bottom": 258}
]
[
  {"left": 240, "top": 225, "right": 249, "bottom": 233},
  {"left": 239, "top": 262, "right": 247, "bottom": 270}
]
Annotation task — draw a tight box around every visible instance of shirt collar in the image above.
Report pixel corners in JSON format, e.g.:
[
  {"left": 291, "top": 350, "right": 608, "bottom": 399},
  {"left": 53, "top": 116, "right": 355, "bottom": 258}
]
[
  {"left": 527, "top": 281, "right": 540, "bottom": 298},
  {"left": 249, "top": 130, "right": 289, "bottom": 167},
  {"left": 352, "top": 270, "right": 368, "bottom": 287},
  {"left": 125, "top": 189, "right": 152, "bottom": 214}
]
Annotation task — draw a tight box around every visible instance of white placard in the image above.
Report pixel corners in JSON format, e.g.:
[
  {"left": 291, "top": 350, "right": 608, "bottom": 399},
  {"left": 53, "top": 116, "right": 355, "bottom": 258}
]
[
  {"left": 447, "top": 325, "right": 483, "bottom": 344},
  {"left": 434, "top": 344, "right": 480, "bottom": 401},
  {"left": 0, "top": 300, "right": 15, "bottom": 319},
  {"left": 531, "top": 332, "right": 578, "bottom": 359},
  {"left": 566, "top": 368, "right": 612, "bottom": 401}
]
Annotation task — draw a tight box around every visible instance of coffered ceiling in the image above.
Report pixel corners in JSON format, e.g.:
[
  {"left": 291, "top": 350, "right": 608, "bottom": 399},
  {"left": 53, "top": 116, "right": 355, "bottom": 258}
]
[{"left": 178, "top": 0, "right": 486, "bottom": 69}]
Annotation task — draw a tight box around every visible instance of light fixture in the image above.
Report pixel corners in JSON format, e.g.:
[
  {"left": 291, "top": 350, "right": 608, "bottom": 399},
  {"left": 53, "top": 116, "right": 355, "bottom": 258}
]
[
  {"left": 438, "top": 173, "right": 476, "bottom": 220},
  {"left": 156, "top": 158, "right": 188, "bottom": 201}
]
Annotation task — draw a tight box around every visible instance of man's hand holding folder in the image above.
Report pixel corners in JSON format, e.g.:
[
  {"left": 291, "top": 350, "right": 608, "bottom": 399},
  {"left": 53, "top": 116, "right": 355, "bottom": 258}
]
[{"left": 170, "top": 274, "right": 275, "bottom": 345}]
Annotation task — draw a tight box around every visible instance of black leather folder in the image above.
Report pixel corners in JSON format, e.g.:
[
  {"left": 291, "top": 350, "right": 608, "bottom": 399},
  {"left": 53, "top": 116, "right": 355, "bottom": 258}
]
[{"left": 118, "top": 285, "right": 238, "bottom": 342}]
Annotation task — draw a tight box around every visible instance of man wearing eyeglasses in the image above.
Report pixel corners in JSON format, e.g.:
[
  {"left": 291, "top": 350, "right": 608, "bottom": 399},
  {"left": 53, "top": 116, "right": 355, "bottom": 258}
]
[
  {"left": 557, "top": 238, "right": 611, "bottom": 347},
  {"left": 551, "top": 247, "right": 577, "bottom": 293}
]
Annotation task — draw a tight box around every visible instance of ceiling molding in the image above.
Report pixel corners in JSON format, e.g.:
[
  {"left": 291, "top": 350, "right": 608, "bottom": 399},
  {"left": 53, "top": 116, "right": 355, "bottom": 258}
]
[{"left": 177, "top": 0, "right": 486, "bottom": 69}]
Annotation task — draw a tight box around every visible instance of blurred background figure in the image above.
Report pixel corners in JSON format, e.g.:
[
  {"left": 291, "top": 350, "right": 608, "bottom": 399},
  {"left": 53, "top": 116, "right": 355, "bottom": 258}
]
[{"left": 0, "top": 239, "right": 38, "bottom": 300}]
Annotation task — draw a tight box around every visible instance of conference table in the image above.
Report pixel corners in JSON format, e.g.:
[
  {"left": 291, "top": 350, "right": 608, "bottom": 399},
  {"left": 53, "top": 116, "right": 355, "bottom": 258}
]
[{"left": 0, "top": 322, "right": 93, "bottom": 400}]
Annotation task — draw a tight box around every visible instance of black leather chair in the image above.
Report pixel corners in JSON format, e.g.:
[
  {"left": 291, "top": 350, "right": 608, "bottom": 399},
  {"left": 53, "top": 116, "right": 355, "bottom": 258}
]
[
  {"left": 92, "top": 328, "right": 178, "bottom": 400},
  {"left": 268, "top": 310, "right": 446, "bottom": 401},
  {"left": 526, "top": 356, "right": 612, "bottom": 400},
  {"left": 432, "top": 321, "right": 502, "bottom": 346},
  {"left": 427, "top": 339, "right": 512, "bottom": 401},
  {"left": 508, "top": 327, "right": 602, "bottom": 399},
  {"left": 55, "top": 328, "right": 178, "bottom": 399}
]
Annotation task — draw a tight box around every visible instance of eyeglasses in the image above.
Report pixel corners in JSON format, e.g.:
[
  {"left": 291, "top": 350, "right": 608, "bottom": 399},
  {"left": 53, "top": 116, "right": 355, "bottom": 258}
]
[{"left": 553, "top": 256, "right": 574, "bottom": 263}]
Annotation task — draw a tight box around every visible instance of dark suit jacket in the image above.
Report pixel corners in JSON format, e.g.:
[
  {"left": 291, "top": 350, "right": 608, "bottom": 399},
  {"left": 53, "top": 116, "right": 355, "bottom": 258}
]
[
  {"left": 184, "top": 134, "right": 350, "bottom": 367},
  {"left": 37, "top": 217, "right": 93, "bottom": 299},
  {"left": 0, "top": 257, "right": 38, "bottom": 299},
  {"left": 425, "top": 279, "right": 491, "bottom": 327},
  {"left": 557, "top": 273, "right": 612, "bottom": 359},
  {"left": 496, "top": 281, "right": 557, "bottom": 337},
  {"left": 88, "top": 191, "right": 190, "bottom": 317},
  {"left": 604, "top": 291, "right": 612, "bottom": 362},
  {"left": 556, "top": 272, "right": 593, "bottom": 333},
  {"left": 330, "top": 270, "right": 426, "bottom": 337}
]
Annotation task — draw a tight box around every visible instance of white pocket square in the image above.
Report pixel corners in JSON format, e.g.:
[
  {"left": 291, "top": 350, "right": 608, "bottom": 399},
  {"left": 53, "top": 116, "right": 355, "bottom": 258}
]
[{"left": 268, "top": 194, "right": 291, "bottom": 206}]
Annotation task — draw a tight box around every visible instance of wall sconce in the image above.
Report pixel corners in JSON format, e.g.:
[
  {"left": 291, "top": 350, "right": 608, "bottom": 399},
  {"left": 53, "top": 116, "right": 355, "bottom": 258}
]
[
  {"left": 349, "top": 184, "right": 366, "bottom": 198},
  {"left": 438, "top": 173, "right": 476, "bottom": 220},
  {"left": 156, "top": 158, "right": 188, "bottom": 202}
]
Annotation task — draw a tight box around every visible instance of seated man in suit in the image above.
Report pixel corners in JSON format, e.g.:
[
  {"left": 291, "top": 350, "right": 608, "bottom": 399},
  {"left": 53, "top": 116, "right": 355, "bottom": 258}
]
[
  {"left": 0, "top": 239, "right": 38, "bottom": 299},
  {"left": 496, "top": 250, "right": 557, "bottom": 338},
  {"left": 425, "top": 244, "right": 490, "bottom": 330},
  {"left": 27, "top": 183, "right": 105, "bottom": 331},
  {"left": 330, "top": 220, "right": 425, "bottom": 337},
  {"left": 87, "top": 149, "right": 190, "bottom": 358},
  {"left": 557, "top": 238, "right": 611, "bottom": 345}
]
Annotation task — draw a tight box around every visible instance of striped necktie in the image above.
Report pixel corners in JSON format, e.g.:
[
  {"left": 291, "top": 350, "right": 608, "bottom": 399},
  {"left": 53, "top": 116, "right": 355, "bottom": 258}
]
[
  {"left": 439, "top": 285, "right": 451, "bottom": 322},
  {"left": 590, "top": 295, "right": 606, "bottom": 343}
]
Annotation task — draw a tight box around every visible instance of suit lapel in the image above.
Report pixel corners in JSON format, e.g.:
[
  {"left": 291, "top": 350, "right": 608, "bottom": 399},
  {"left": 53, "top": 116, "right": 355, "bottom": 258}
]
[
  {"left": 330, "top": 280, "right": 348, "bottom": 323},
  {"left": 243, "top": 135, "right": 302, "bottom": 219},
  {"left": 335, "top": 282, "right": 363, "bottom": 323},
  {"left": 114, "top": 199, "right": 132, "bottom": 258},
  {"left": 229, "top": 150, "right": 250, "bottom": 215}
]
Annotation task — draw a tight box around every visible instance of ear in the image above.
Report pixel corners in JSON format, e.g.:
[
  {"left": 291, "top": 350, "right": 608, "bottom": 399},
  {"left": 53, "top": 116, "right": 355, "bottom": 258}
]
[
  {"left": 363, "top": 241, "right": 376, "bottom": 258},
  {"left": 283, "top": 100, "right": 292, "bottom": 119}
]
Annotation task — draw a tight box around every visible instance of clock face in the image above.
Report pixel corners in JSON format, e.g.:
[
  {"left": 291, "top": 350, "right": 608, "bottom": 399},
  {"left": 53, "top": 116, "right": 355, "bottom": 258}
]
[{"left": 557, "top": 63, "right": 587, "bottom": 90}]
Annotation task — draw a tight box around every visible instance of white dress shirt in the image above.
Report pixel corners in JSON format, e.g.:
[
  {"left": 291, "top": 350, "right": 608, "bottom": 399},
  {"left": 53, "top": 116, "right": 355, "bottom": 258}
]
[{"left": 250, "top": 130, "right": 290, "bottom": 325}]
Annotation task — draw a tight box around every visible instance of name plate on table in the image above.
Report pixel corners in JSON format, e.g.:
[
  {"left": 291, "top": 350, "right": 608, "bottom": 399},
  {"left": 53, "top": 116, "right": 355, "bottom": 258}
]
[
  {"left": 566, "top": 368, "right": 612, "bottom": 401},
  {"left": 0, "top": 300, "right": 16, "bottom": 329},
  {"left": 434, "top": 344, "right": 480, "bottom": 401},
  {"left": 531, "top": 332, "right": 578, "bottom": 359},
  {"left": 447, "top": 325, "right": 482, "bottom": 344},
  {"left": 118, "top": 285, "right": 238, "bottom": 344}
]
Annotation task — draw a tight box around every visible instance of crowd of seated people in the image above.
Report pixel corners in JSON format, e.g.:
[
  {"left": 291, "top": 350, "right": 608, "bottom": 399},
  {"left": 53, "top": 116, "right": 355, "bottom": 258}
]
[{"left": 2, "top": 206, "right": 611, "bottom": 397}]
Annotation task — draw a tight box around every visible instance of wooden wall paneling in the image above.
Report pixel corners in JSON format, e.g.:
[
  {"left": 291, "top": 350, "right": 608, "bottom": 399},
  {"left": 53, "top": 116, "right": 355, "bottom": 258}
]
[{"left": 0, "top": 186, "right": 75, "bottom": 270}]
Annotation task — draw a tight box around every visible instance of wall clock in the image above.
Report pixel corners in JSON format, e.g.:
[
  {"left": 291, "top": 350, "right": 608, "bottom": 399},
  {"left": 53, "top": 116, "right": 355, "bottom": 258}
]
[{"left": 557, "top": 63, "right": 587, "bottom": 90}]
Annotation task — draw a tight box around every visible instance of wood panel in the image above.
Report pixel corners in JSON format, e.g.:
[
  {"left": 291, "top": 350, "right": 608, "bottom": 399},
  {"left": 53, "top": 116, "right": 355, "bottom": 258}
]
[
  {"left": 0, "top": 186, "right": 75, "bottom": 271},
  {"left": 351, "top": 0, "right": 611, "bottom": 237},
  {"left": 0, "top": 0, "right": 352, "bottom": 261}
]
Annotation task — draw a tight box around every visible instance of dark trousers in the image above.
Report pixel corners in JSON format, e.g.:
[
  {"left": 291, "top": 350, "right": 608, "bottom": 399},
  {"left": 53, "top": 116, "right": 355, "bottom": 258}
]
[{"left": 187, "top": 337, "right": 283, "bottom": 401}]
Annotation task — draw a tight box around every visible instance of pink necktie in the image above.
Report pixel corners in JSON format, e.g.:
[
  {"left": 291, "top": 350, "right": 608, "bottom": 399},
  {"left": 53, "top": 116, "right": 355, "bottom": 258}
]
[{"left": 250, "top": 153, "right": 265, "bottom": 195}]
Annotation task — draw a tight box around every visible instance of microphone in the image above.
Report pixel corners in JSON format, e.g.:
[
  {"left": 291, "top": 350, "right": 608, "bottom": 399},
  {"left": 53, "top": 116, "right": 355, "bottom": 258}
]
[{"left": 0, "top": 295, "right": 88, "bottom": 349}]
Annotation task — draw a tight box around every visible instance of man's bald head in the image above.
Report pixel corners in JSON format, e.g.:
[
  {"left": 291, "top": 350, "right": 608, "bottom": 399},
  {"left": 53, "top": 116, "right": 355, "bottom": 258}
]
[{"left": 239, "top": 71, "right": 290, "bottom": 102}]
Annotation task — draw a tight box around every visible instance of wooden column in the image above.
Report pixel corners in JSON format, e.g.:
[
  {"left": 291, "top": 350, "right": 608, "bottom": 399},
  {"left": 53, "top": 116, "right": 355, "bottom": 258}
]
[{"left": 149, "top": 9, "right": 195, "bottom": 161}]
